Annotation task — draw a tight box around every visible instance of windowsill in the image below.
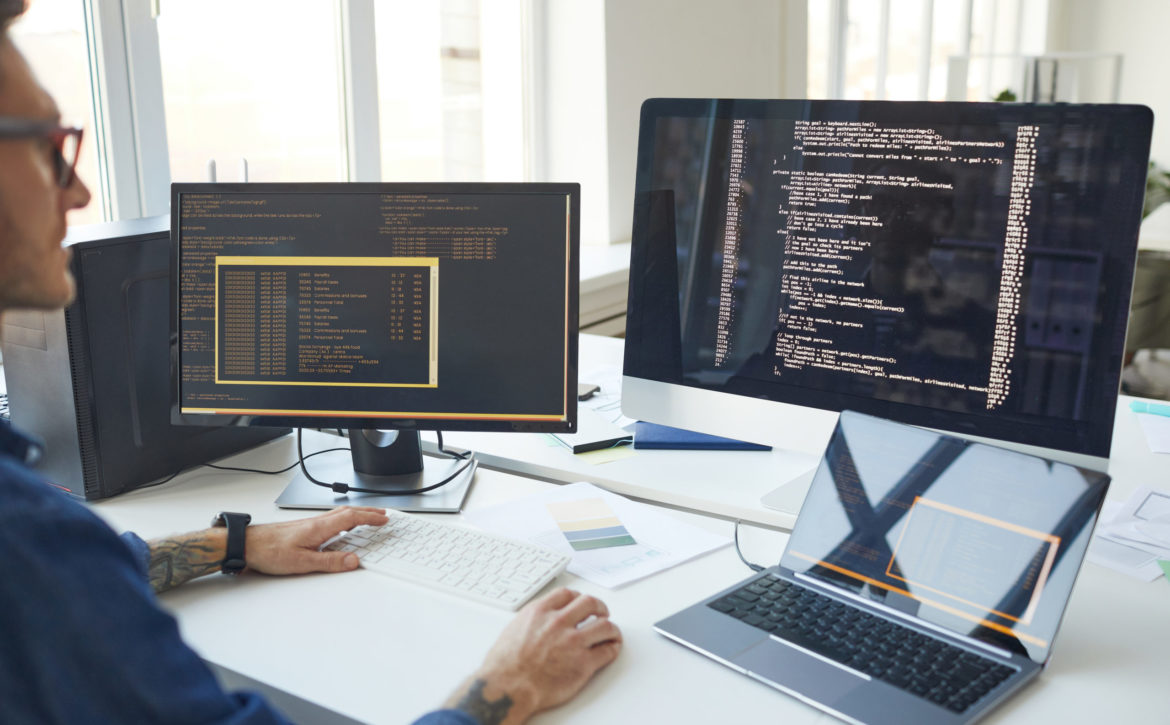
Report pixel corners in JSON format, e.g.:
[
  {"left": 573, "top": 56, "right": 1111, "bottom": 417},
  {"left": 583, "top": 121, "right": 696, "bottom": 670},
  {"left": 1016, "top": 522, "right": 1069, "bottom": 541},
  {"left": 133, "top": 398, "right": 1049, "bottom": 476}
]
[{"left": 580, "top": 242, "right": 630, "bottom": 335}]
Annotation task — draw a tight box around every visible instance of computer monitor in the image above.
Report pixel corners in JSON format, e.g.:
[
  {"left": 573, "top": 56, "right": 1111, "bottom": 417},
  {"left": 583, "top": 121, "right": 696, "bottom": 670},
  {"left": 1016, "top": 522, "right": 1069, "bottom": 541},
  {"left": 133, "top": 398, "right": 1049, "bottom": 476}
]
[
  {"left": 172, "top": 182, "right": 579, "bottom": 499},
  {"left": 0, "top": 216, "right": 288, "bottom": 500},
  {"left": 623, "top": 99, "right": 1151, "bottom": 508}
]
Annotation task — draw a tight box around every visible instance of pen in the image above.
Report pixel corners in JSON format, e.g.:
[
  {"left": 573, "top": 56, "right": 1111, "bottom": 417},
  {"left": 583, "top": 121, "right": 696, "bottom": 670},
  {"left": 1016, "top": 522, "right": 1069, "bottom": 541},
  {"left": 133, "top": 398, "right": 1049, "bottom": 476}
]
[{"left": 1129, "top": 400, "right": 1170, "bottom": 418}]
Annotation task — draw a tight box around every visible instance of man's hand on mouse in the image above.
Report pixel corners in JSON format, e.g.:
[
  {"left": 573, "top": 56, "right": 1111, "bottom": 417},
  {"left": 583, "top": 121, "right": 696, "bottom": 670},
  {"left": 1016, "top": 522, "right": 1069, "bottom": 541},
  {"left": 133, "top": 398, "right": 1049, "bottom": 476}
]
[{"left": 442, "top": 587, "right": 622, "bottom": 725}]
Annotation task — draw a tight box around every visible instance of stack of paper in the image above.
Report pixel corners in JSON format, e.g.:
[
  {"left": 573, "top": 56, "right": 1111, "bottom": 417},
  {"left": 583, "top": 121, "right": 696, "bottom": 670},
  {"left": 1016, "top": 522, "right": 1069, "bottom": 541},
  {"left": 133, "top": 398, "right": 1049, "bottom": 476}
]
[
  {"left": 1088, "top": 486, "right": 1170, "bottom": 581},
  {"left": 464, "top": 481, "right": 729, "bottom": 588}
]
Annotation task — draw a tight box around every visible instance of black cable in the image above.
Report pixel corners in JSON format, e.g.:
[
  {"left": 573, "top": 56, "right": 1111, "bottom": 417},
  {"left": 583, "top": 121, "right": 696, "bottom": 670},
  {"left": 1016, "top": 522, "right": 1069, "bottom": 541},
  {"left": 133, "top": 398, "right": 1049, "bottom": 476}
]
[
  {"left": 436, "top": 430, "right": 470, "bottom": 460},
  {"left": 136, "top": 446, "right": 352, "bottom": 491},
  {"left": 734, "top": 520, "right": 765, "bottom": 573},
  {"left": 136, "top": 468, "right": 185, "bottom": 490},
  {"left": 204, "top": 447, "right": 350, "bottom": 475},
  {"left": 297, "top": 428, "right": 474, "bottom": 496}
]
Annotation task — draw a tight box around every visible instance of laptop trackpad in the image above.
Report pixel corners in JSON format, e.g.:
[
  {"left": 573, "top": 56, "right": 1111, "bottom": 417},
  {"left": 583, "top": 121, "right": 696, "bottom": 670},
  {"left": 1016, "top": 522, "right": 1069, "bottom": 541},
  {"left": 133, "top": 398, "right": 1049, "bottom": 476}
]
[{"left": 736, "top": 637, "right": 867, "bottom": 706}]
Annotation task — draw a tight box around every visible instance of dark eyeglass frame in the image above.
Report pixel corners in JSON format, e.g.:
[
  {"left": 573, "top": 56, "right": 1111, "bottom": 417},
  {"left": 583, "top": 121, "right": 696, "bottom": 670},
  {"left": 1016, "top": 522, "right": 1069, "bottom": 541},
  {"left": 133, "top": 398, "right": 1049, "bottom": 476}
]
[{"left": 0, "top": 117, "right": 84, "bottom": 188}]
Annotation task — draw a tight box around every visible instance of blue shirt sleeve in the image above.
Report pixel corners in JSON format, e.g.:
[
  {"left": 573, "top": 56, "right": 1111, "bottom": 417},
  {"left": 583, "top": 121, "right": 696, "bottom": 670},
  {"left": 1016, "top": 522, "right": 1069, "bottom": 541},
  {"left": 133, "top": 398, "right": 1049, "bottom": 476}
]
[
  {"left": 120, "top": 530, "right": 150, "bottom": 573},
  {"left": 412, "top": 709, "right": 480, "bottom": 725},
  {"left": 0, "top": 459, "right": 291, "bottom": 725}
]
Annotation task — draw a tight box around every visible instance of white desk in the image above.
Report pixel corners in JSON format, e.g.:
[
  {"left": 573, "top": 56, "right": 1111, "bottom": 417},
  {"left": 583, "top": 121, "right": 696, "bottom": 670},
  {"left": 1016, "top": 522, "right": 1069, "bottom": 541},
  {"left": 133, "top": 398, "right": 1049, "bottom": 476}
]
[
  {"left": 426, "top": 334, "right": 1169, "bottom": 533},
  {"left": 424, "top": 334, "right": 828, "bottom": 530},
  {"left": 89, "top": 420, "right": 1170, "bottom": 725}
]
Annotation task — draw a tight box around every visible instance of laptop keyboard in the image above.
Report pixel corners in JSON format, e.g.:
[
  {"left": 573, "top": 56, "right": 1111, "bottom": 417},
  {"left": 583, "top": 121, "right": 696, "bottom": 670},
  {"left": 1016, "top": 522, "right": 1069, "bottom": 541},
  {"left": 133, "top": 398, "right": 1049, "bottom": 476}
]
[{"left": 709, "top": 575, "right": 1016, "bottom": 713}]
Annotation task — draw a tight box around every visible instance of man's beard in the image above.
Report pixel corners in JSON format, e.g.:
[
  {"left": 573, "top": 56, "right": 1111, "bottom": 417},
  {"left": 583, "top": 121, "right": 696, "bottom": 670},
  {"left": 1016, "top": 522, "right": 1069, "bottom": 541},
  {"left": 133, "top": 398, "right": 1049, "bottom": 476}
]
[{"left": 0, "top": 204, "right": 76, "bottom": 313}]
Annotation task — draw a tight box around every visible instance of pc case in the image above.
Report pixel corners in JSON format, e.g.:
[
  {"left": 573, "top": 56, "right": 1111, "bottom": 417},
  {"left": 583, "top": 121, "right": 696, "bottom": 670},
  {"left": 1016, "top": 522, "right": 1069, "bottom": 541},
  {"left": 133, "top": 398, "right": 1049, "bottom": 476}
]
[{"left": 0, "top": 216, "right": 288, "bottom": 500}]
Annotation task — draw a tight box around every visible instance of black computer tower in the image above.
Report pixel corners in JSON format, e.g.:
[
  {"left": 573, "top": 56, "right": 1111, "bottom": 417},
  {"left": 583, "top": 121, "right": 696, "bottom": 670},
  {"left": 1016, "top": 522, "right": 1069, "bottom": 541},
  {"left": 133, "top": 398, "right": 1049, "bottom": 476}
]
[{"left": 0, "top": 216, "right": 288, "bottom": 500}]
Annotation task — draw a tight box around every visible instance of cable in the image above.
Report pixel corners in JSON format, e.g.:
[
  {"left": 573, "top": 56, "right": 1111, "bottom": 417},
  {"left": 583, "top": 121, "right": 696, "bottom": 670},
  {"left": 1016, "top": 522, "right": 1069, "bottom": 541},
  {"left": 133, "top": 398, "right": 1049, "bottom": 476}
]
[
  {"left": 136, "top": 468, "right": 185, "bottom": 491},
  {"left": 136, "top": 446, "right": 352, "bottom": 491},
  {"left": 204, "top": 447, "right": 350, "bottom": 475},
  {"left": 297, "top": 428, "right": 474, "bottom": 496},
  {"left": 436, "top": 431, "right": 470, "bottom": 460},
  {"left": 733, "top": 520, "right": 765, "bottom": 573}
]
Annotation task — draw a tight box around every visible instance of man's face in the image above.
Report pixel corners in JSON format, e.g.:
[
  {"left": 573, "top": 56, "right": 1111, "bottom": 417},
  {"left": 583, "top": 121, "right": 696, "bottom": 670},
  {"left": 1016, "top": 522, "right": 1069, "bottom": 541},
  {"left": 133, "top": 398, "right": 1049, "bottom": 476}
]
[{"left": 0, "top": 37, "right": 91, "bottom": 313}]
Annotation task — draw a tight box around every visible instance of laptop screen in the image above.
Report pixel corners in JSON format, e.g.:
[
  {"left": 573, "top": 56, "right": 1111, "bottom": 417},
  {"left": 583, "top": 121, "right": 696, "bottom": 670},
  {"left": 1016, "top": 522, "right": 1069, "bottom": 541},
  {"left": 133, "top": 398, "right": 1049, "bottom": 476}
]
[{"left": 781, "top": 410, "right": 1109, "bottom": 664}]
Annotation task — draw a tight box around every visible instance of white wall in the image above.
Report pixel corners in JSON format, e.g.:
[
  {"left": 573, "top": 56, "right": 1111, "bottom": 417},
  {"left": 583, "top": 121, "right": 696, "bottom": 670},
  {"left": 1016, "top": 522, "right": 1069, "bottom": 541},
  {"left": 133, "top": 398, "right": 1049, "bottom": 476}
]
[
  {"left": 1047, "top": 0, "right": 1170, "bottom": 164},
  {"left": 539, "top": 0, "right": 806, "bottom": 245}
]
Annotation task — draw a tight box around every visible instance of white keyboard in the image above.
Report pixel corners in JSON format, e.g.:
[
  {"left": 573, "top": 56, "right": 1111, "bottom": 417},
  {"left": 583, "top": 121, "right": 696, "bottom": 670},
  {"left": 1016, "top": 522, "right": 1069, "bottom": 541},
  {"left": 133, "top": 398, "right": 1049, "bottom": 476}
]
[{"left": 323, "top": 510, "right": 570, "bottom": 610}]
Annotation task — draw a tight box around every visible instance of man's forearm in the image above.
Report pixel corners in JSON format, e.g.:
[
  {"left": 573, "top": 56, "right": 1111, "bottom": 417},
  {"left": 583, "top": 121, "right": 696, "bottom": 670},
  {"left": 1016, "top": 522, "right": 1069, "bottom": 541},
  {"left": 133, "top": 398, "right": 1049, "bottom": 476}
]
[
  {"left": 442, "top": 674, "right": 536, "bottom": 725},
  {"left": 147, "top": 529, "right": 228, "bottom": 593}
]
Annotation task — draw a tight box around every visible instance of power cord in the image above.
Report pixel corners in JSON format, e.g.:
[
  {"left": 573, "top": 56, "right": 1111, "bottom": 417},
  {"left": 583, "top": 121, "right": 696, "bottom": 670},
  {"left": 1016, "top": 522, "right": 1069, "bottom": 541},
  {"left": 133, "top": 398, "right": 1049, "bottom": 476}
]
[
  {"left": 297, "top": 428, "right": 474, "bottom": 495},
  {"left": 137, "top": 446, "right": 350, "bottom": 491},
  {"left": 734, "top": 520, "right": 765, "bottom": 573},
  {"left": 436, "top": 431, "right": 471, "bottom": 460}
]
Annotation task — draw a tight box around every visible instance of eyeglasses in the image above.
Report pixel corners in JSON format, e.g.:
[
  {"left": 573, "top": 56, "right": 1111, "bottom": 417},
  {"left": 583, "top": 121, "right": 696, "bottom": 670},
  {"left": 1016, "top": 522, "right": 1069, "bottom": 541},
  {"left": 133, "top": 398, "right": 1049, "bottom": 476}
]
[{"left": 0, "top": 118, "right": 84, "bottom": 189}]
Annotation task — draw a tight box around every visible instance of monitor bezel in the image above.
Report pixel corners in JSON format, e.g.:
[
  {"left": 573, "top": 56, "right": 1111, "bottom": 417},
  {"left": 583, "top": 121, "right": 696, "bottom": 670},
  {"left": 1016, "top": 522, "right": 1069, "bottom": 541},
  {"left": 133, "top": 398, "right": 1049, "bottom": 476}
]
[{"left": 170, "top": 182, "right": 580, "bottom": 434}]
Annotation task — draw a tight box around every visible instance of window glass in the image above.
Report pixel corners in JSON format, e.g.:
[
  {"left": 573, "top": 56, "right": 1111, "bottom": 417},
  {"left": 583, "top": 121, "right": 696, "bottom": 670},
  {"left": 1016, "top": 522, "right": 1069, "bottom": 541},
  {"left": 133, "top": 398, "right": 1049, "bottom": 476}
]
[
  {"left": 374, "top": 2, "right": 447, "bottom": 180},
  {"left": 808, "top": 0, "right": 1034, "bottom": 103},
  {"left": 156, "top": 1, "right": 346, "bottom": 183},
  {"left": 840, "top": 1, "right": 879, "bottom": 99},
  {"left": 10, "top": 0, "right": 105, "bottom": 225},
  {"left": 374, "top": 0, "right": 524, "bottom": 182},
  {"left": 806, "top": 1, "right": 830, "bottom": 98}
]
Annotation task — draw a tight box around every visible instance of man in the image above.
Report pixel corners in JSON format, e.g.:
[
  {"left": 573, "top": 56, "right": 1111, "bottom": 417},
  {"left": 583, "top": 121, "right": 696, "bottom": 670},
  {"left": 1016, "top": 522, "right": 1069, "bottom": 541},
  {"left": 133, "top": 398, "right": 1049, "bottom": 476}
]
[{"left": 0, "top": 2, "right": 620, "bottom": 723}]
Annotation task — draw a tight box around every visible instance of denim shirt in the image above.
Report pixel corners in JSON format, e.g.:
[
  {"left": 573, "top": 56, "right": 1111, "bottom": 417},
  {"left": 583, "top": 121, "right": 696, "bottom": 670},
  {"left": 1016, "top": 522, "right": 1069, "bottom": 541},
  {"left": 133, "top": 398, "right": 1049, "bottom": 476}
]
[{"left": 0, "top": 419, "right": 473, "bottom": 725}]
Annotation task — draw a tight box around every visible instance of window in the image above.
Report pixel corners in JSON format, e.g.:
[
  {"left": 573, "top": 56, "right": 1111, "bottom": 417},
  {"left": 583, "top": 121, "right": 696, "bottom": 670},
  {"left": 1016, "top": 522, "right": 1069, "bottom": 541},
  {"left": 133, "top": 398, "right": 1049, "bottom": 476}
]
[
  {"left": 9, "top": 0, "right": 105, "bottom": 224},
  {"left": 156, "top": 1, "right": 347, "bottom": 183},
  {"left": 374, "top": 0, "right": 525, "bottom": 182},
  {"left": 12, "top": 0, "right": 529, "bottom": 222},
  {"left": 807, "top": 0, "right": 1048, "bottom": 102}
]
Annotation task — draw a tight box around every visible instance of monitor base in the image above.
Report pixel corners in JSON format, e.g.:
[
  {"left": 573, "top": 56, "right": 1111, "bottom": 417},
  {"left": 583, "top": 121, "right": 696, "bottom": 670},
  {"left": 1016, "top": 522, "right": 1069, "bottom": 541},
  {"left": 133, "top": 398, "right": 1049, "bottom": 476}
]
[
  {"left": 274, "top": 449, "right": 476, "bottom": 513},
  {"left": 759, "top": 467, "right": 817, "bottom": 515}
]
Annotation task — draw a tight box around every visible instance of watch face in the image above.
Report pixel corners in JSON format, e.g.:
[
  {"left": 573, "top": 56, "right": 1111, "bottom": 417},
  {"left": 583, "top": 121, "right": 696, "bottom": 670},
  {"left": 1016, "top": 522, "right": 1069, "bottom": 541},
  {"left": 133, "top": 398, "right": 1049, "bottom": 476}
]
[{"left": 212, "top": 512, "right": 251, "bottom": 527}]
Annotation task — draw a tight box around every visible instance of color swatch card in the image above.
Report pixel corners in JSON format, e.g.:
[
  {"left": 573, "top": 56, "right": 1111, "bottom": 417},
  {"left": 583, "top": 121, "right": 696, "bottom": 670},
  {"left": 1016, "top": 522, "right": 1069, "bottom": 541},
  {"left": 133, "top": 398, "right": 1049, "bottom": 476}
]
[
  {"left": 546, "top": 498, "right": 636, "bottom": 550},
  {"left": 464, "top": 481, "right": 729, "bottom": 588}
]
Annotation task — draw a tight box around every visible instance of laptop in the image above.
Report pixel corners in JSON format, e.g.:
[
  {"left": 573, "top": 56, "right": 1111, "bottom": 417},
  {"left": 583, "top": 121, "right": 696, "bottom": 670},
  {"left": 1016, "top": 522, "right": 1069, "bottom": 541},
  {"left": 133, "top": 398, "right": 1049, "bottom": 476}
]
[{"left": 655, "top": 411, "right": 1110, "bottom": 724}]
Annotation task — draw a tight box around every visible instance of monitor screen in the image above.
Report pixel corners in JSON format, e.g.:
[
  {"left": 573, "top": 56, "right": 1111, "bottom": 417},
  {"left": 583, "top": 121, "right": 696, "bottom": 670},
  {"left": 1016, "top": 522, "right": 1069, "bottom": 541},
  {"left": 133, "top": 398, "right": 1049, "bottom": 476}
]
[
  {"left": 171, "top": 183, "right": 579, "bottom": 433},
  {"left": 624, "top": 100, "right": 1152, "bottom": 457}
]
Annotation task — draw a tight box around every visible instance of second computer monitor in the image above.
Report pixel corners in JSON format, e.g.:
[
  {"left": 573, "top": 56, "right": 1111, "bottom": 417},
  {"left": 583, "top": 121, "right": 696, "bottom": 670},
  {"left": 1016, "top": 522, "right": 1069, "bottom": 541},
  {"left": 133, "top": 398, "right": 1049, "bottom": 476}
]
[
  {"left": 624, "top": 99, "right": 1152, "bottom": 461},
  {"left": 172, "top": 183, "right": 579, "bottom": 435}
]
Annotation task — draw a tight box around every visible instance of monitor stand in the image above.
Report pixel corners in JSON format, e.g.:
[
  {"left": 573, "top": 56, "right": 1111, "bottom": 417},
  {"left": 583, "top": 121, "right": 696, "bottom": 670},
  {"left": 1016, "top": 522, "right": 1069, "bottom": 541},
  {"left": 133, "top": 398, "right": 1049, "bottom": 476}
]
[
  {"left": 759, "top": 467, "right": 818, "bottom": 515},
  {"left": 275, "top": 429, "right": 476, "bottom": 513}
]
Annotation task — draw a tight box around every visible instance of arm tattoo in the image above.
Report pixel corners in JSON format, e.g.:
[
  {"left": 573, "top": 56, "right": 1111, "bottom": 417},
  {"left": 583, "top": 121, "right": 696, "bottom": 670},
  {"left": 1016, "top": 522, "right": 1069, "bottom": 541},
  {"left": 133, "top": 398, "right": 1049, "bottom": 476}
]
[
  {"left": 452, "top": 678, "right": 513, "bottom": 725},
  {"left": 147, "top": 531, "right": 225, "bottom": 594}
]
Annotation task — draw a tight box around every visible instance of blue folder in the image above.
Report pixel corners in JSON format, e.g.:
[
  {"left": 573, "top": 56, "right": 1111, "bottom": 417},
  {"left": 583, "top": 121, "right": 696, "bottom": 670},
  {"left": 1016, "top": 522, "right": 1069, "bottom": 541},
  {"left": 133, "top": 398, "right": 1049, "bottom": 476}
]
[{"left": 633, "top": 421, "right": 772, "bottom": 451}]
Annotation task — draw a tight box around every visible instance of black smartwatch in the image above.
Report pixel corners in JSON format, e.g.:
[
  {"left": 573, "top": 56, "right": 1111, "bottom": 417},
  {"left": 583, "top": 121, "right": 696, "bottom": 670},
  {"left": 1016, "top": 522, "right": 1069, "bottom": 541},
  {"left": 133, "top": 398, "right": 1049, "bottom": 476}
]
[{"left": 210, "top": 512, "right": 252, "bottom": 575}]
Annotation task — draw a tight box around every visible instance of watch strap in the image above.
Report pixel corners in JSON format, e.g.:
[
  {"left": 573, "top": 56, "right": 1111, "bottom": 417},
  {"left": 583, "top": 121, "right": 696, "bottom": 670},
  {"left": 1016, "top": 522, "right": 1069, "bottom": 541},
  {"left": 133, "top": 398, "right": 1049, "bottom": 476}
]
[{"left": 211, "top": 512, "right": 251, "bottom": 575}]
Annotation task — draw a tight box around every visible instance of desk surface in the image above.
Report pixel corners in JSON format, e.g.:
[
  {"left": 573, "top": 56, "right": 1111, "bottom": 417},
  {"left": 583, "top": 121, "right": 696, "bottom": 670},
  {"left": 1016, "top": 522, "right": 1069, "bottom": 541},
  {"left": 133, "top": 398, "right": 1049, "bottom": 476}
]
[
  {"left": 429, "top": 334, "right": 1170, "bottom": 532},
  {"left": 90, "top": 423, "right": 1170, "bottom": 725}
]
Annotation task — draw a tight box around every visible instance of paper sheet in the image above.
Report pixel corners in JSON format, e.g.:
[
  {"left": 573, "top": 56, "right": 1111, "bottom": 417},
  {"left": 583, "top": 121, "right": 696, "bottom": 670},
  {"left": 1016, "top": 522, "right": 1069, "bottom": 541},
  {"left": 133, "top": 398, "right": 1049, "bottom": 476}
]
[
  {"left": 579, "top": 363, "right": 635, "bottom": 429},
  {"left": 464, "top": 481, "right": 729, "bottom": 588},
  {"left": 1089, "top": 497, "right": 1170, "bottom": 581},
  {"left": 1133, "top": 411, "right": 1170, "bottom": 453},
  {"left": 1098, "top": 487, "right": 1170, "bottom": 555}
]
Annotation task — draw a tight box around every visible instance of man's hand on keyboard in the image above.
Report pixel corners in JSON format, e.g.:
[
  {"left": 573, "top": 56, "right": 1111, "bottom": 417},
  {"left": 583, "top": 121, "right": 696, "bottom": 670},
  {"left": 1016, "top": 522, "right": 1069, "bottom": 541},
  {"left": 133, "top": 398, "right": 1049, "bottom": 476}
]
[
  {"left": 444, "top": 587, "right": 622, "bottom": 725},
  {"left": 246, "top": 506, "right": 389, "bottom": 575}
]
